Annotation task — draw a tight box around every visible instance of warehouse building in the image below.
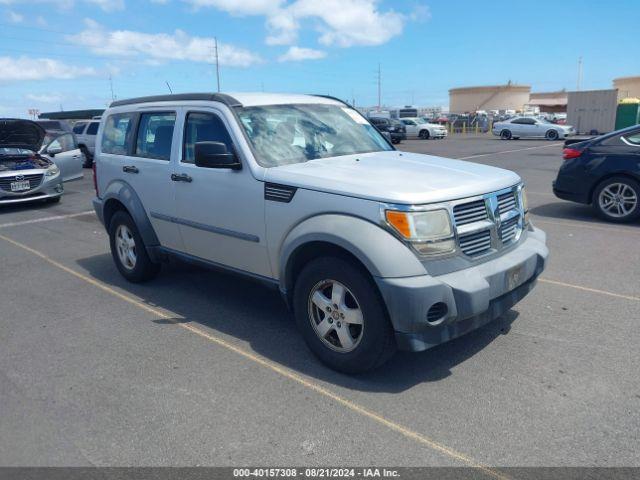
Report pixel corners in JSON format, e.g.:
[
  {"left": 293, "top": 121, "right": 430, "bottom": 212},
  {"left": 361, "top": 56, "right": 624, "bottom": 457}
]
[
  {"left": 613, "top": 76, "right": 640, "bottom": 101},
  {"left": 448, "top": 83, "right": 530, "bottom": 113},
  {"left": 527, "top": 91, "right": 568, "bottom": 113}
]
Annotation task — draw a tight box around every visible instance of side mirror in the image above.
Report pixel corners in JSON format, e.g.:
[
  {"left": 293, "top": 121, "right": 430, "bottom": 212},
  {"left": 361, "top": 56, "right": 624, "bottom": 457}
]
[
  {"left": 47, "top": 145, "right": 63, "bottom": 156},
  {"left": 194, "top": 141, "right": 241, "bottom": 170}
]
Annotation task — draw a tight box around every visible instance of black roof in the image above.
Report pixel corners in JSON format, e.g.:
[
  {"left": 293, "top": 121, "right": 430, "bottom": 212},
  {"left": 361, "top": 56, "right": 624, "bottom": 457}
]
[
  {"left": 109, "top": 93, "right": 242, "bottom": 108},
  {"left": 39, "top": 109, "right": 104, "bottom": 120}
]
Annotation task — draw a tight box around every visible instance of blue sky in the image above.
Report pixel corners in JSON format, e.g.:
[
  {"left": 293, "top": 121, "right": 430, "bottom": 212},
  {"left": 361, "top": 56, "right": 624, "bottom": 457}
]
[{"left": 1, "top": 0, "right": 639, "bottom": 117}]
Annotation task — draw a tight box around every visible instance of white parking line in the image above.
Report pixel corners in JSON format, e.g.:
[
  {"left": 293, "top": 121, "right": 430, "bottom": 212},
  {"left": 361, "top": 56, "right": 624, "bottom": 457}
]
[
  {"left": 458, "top": 143, "right": 563, "bottom": 160},
  {"left": 0, "top": 210, "right": 95, "bottom": 229}
]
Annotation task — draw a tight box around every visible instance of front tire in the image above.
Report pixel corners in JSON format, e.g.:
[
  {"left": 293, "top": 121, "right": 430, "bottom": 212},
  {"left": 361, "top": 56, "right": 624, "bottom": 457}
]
[
  {"left": 500, "top": 129, "right": 512, "bottom": 140},
  {"left": 419, "top": 129, "right": 430, "bottom": 140},
  {"left": 293, "top": 257, "right": 396, "bottom": 373},
  {"left": 109, "top": 211, "right": 160, "bottom": 282},
  {"left": 546, "top": 129, "right": 559, "bottom": 141},
  {"left": 593, "top": 177, "right": 640, "bottom": 223}
]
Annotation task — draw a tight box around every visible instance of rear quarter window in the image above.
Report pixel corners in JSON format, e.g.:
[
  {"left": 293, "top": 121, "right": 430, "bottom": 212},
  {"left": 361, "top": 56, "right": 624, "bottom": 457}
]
[{"left": 101, "top": 113, "right": 135, "bottom": 155}]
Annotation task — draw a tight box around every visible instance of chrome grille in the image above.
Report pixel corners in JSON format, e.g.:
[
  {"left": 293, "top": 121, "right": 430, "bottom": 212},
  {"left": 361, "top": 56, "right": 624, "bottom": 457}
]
[
  {"left": 0, "top": 173, "right": 44, "bottom": 192},
  {"left": 500, "top": 216, "right": 519, "bottom": 244},
  {"left": 497, "top": 191, "right": 517, "bottom": 213},
  {"left": 458, "top": 229, "right": 492, "bottom": 257},
  {"left": 451, "top": 186, "right": 523, "bottom": 259},
  {"left": 453, "top": 199, "right": 488, "bottom": 225}
]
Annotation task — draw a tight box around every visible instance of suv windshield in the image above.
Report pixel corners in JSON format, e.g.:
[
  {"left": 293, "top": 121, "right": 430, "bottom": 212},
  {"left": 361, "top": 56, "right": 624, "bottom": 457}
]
[{"left": 235, "top": 103, "right": 392, "bottom": 167}]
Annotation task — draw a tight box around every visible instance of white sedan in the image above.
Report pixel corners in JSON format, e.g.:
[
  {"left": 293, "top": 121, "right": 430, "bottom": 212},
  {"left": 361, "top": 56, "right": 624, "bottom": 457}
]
[
  {"left": 492, "top": 117, "right": 574, "bottom": 140},
  {"left": 400, "top": 117, "right": 447, "bottom": 140}
]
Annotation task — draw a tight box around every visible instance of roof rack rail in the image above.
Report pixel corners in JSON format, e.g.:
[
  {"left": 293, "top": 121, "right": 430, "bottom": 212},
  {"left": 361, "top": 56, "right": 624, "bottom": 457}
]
[
  {"left": 310, "top": 94, "right": 353, "bottom": 108},
  {"left": 109, "top": 93, "right": 242, "bottom": 108}
]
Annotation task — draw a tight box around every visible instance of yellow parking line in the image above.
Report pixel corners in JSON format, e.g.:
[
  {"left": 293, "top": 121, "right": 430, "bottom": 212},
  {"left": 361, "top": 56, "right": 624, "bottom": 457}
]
[
  {"left": 539, "top": 278, "right": 640, "bottom": 302},
  {"left": 0, "top": 231, "right": 509, "bottom": 480}
]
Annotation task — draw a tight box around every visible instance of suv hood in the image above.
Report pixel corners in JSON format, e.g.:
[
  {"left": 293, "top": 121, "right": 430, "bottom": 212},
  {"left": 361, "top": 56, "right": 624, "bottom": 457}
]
[
  {"left": 0, "top": 119, "right": 46, "bottom": 151},
  {"left": 265, "top": 150, "right": 521, "bottom": 205}
]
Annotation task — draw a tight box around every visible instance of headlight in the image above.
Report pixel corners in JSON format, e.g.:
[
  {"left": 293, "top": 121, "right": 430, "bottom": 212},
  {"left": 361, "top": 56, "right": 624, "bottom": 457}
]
[
  {"left": 45, "top": 165, "right": 60, "bottom": 177},
  {"left": 385, "top": 209, "right": 455, "bottom": 256}
]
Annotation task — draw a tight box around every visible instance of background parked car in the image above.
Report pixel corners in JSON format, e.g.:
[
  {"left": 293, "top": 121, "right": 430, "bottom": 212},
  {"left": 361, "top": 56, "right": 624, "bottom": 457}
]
[
  {"left": 493, "top": 116, "right": 574, "bottom": 140},
  {"left": 0, "top": 119, "right": 67, "bottom": 205},
  {"left": 72, "top": 119, "right": 100, "bottom": 167},
  {"left": 369, "top": 117, "right": 406, "bottom": 144},
  {"left": 400, "top": 117, "right": 447, "bottom": 139},
  {"left": 553, "top": 124, "right": 640, "bottom": 223}
]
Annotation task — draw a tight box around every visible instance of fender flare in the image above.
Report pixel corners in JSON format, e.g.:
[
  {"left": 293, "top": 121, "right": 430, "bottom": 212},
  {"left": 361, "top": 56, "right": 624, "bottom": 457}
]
[
  {"left": 279, "top": 214, "right": 427, "bottom": 293},
  {"left": 100, "top": 179, "right": 160, "bottom": 248}
]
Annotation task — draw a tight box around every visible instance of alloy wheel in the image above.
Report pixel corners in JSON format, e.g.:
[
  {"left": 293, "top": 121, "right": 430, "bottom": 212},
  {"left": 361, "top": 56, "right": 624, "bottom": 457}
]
[
  {"left": 115, "top": 224, "right": 137, "bottom": 270},
  {"left": 598, "top": 182, "right": 638, "bottom": 218},
  {"left": 308, "top": 279, "right": 364, "bottom": 353}
]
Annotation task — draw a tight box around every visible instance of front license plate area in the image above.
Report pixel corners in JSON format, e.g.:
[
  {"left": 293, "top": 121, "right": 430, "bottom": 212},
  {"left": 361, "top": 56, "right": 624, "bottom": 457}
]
[
  {"left": 506, "top": 263, "right": 526, "bottom": 291},
  {"left": 10, "top": 180, "right": 30, "bottom": 192}
]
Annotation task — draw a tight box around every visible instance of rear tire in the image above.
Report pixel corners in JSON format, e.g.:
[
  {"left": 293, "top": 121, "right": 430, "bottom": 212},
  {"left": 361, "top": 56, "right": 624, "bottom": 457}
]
[
  {"left": 500, "top": 129, "right": 512, "bottom": 140},
  {"left": 592, "top": 176, "right": 640, "bottom": 223},
  {"left": 109, "top": 211, "right": 160, "bottom": 282},
  {"left": 293, "top": 257, "right": 396, "bottom": 373}
]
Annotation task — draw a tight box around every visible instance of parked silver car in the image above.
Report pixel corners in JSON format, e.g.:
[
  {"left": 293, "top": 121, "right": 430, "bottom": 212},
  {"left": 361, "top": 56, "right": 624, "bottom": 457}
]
[
  {"left": 93, "top": 93, "right": 548, "bottom": 373},
  {"left": 0, "top": 119, "right": 83, "bottom": 205},
  {"left": 73, "top": 119, "right": 100, "bottom": 166},
  {"left": 493, "top": 116, "right": 574, "bottom": 140}
]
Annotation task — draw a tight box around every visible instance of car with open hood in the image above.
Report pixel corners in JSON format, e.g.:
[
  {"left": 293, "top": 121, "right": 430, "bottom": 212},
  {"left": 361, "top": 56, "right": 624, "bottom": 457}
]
[
  {"left": 92, "top": 93, "right": 548, "bottom": 373},
  {"left": 0, "top": 119, "right": 83, "bottom": 205}
]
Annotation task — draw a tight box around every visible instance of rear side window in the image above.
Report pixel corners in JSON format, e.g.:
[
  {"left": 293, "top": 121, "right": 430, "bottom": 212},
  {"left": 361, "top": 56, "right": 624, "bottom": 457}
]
[
  {"left": 86, "top": 122, "right": 99, "bottom": 135},
  {"left": 73, "top": 123, "right": 86, "bottom": 134},
  {"left": 182, "top": 112, "right": 233, "bottom": 164},
  {"left": 135, "top": 112, "right": 176, "bottom": 161},
  {"left": 623, "top": 132, "right": 640, "bottom": 146},
  {"left": 102, "top": 113, "right": 135, "bottom": 155}
]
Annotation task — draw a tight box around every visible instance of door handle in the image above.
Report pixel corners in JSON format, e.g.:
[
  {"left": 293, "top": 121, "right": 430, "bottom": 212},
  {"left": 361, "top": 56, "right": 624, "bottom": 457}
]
[
  {"left": 123, "top": 166, "right": 139, "bottom": 174},
  {"left": 171, "top": 173, "right": 192, "bottom": 183}
]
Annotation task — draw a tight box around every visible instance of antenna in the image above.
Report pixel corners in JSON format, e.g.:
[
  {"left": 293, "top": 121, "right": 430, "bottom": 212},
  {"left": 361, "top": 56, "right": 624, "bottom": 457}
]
[
  {"left": 165, "top": 81, "right": 173, "bottom": 93},
  {"left": 109, "top": 75, "right": 115, "bottom": 101},
  {"left": 214, "top": 37, "right": 221, "bottom": 92},
  {"left": 577, "top": 56, "right": 583, "bottom": 91},
  {"left": 376, "top": 63, "right": 381, "bottom": 110}
]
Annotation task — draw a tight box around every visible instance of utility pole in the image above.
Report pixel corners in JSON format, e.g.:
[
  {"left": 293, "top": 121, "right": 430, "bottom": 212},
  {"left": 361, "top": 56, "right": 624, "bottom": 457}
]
[
  {"left": 109, "top": 75, "right": 115, "bottom": 101},
  {"left": 577, "top": 56, "right": 583, "bottom": 91},
  {"left": 376, "top": 63, "right": 381, "bottom": 111},
  {"left": 214, "top": 37, "right": 220, "bottom": 92}
]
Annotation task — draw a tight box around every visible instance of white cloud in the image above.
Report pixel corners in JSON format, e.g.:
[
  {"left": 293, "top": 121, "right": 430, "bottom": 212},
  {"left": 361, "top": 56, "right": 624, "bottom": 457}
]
[
  {"left": 84, "top": 0, "right": 125, "bottom": 11},
  {"left": 25, "top": 93, "right": 64, "bottom": 103},
  {"left": 184, "top": 0, "right": 283, "bottom": 15},
  {"left": 0, "top": 56, "right": 96, "bottom": 82},
  {"left": 278, "top": 46, "right": 325, "bottom": 62},
  {"left": 36, "top": 15, "right": 47, "bottom": 25},
  {"left": 187, "top": 0, "right": 413, "bottom": 49},
  {"left": 8, "top": 10, "right": 23, "bottom": 22},
  {"left": 68, "top": 19, "right": 263, "bottom": 67}
]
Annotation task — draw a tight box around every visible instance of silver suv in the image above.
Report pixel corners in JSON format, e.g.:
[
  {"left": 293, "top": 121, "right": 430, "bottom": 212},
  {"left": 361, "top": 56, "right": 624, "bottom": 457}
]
[{"left": 92, "top": 93, "right": 548, "bottom": 373}]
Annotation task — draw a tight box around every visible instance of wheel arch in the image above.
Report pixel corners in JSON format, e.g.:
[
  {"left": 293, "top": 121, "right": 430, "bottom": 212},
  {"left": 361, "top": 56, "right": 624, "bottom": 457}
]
[
  {"left": 278, "top": 214, "right": 427, "bottom": 304},
  {"left": 100, "top": 180, "right": 160, "bottom": 249}
]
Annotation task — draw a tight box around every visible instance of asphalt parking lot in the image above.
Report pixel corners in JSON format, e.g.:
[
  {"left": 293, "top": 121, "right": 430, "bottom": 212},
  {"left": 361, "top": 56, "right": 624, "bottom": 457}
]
[{"left": 1, "top": 135, "right": 638, "bottom": 471}]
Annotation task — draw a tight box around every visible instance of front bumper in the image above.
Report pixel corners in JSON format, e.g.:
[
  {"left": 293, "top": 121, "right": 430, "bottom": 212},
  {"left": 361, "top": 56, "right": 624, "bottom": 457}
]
[
  {"left": 375, "top": 227, "right": 548, "bottom": 352},
  {"left": 0, "top": 176, "right": 63, "bottom": 205},
  {"left": 433, "top": 130, "right": 447, "bottom": 138}
]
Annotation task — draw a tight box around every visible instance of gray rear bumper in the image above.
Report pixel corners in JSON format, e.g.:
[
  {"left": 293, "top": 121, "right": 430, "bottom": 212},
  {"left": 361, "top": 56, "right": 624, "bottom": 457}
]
[{"left": 375, "top": 227, "right": 548, "bottom": 352}]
